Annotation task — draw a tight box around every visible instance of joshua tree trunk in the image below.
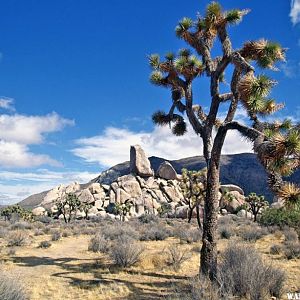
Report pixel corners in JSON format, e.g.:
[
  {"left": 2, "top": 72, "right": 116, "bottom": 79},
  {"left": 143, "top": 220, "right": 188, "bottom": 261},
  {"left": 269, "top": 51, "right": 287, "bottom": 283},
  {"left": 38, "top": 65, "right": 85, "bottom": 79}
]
[{"left": 200, "top": 163, "right": 219, "bottom": 279}]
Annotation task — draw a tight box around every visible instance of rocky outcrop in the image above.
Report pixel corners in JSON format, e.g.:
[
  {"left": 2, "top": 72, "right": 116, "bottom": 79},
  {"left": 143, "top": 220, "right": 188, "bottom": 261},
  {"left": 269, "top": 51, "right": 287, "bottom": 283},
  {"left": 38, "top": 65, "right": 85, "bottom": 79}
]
[
  {"left": 157, "top": 161, "right": 178, "bottom": 180},
  {"left": 130, "top": 145, "right": 153, "bottom": 177},
  {"left": 32, "top": 206, "right": 46, "bottom": 216},
  {"left": 220, "top": 184, "right": 244, "bottom": 196},
  {"left": 33, "top": 145, "right": 247, "bottom": 220}
]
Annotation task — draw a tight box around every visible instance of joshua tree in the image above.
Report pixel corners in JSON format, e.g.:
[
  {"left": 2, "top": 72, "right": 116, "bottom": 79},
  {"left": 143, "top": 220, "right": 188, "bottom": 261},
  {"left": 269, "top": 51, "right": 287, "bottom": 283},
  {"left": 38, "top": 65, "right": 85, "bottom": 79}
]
[
  {"left": 80, "top": 202, "right": 93, "bottom": 220},
  {"left": 157, "top": 202, "right": 172, "bottom": 217},
  {"left": 113, "top": 200, "right": 133, "bottom": 221},
  {"left": 56, "top": 193, "right": 81, "bottom": 223},
  {"left": 245, "top": 192, "right": 269, "bottom": 222},
  {"left": 0, "top": 205, "right": 32, "bottom": 221},
  {"left": 149, "top": 2, "right": 300, "bottom": 279},
  {"left": 180, "top": 168, "right": 207, "bottom": 229}
]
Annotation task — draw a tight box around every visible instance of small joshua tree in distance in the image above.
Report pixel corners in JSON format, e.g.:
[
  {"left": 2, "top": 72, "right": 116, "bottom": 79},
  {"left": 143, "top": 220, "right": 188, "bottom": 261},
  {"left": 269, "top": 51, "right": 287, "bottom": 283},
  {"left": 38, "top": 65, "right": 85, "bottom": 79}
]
[
  {"left": 56, "top": 193, "right": 81, "bottom": 223},
  {"left": 245, "top": 192, "right": 269, "bottom": 222},
  {"left": 180, "top": 168, "right": 207, "bottom": 229}
]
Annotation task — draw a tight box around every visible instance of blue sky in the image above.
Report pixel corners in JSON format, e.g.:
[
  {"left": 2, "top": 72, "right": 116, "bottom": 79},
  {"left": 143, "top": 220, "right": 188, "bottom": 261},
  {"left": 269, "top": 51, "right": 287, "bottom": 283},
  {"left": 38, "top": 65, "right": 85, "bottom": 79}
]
[{"left": 0, "top": 0, "right": 300, "bottom": 204}]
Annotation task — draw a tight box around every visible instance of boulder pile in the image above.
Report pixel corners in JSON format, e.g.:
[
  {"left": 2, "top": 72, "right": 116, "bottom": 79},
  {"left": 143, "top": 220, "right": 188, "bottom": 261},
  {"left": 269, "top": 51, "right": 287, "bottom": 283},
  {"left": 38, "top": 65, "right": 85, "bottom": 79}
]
[{"left": 33, "top": 145, "right": 247, "bottom": 220}]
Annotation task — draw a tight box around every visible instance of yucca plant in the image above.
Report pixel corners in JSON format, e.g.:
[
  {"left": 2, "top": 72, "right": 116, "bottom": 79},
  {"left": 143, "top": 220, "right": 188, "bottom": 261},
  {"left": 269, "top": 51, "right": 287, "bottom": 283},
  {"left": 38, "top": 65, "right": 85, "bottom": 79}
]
[
  {"left": 278, "top": 183, "right": 300, "bottom": 211},
  {"left": 148, "top": 1, "right": 297, "bottom": 280}
]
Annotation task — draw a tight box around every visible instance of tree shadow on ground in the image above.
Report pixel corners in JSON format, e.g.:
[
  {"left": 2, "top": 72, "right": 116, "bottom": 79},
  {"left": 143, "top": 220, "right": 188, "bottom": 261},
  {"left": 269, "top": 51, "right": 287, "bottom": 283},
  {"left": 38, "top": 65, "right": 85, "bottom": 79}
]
[{"left": 12, "top": 255, "right": 190, "bottom": 299}]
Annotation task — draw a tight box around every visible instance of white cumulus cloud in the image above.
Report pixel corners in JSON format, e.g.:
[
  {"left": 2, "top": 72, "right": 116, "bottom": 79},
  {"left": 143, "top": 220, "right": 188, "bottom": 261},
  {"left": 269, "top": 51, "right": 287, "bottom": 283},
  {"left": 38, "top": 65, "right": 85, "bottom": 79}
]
[
  {"left": 72, "top": 122, "right": 252, "bottom": 168},
  {"left": 0, "top": 110, "right": 74, "bottom": 168},
  {"left": 0, "top": 97, "right": 15, "bottom": 111},
  {"left": 290, "top": 0, "right": 300, "bottom": 25},
  {"left": 0, "top": 112, "right": 74, "bottom": 145}
]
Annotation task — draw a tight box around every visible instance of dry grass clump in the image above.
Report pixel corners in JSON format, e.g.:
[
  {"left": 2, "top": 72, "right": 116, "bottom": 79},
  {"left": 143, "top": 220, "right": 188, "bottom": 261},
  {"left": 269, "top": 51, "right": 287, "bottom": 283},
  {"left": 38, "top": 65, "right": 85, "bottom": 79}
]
[
  {"left": 139, "top": 223, "right": 171, "bottom": 241},
  {"left": 6, "top": 231, "right": 28, "bottom": 247},
  {"left": 102, "top": 222, "right": 139, "bottom": 241},
  {"left": 0, "top": 227, "right": 8, "bottom": 238},
  {"left": 218, "top": 225, "right": 235, "bottom": 239},
  {"left": 88, "top": 233, "right": 110, "bottom": 253},
  {"left": 239, "top": 225, "right": 267, "bottom": 242},
  {"left": 283, "top": 227, "right": 299, "bottom": 242},
  {"left": 173, "top": 226, "right": 201, "bottom": 243},
  {"left": 9, "top": 221, "right": 32, "bottom": 231},
  {"left": 166, "top": 245, "right": 190, "bottom": 271},
  {"left": 51, "top": 230, "right": 62, "bottom": 241},
  {"left": 0, "top": 270, "right": 28, "bottom": 300},
  {"left": 269, "top": 244, "right": 282, "bottom": 255},
  {"left": 38, "top": 240, "right": 52, "bottom": 248},
  {"left": 283, "top": 241, "right": 300, "bottom": 259},
  {"left": 219, "top": 244, "right": 285, "bottom": 299},
  {"left": 110, "top": 236, "right": 144, "bottom": 268}
]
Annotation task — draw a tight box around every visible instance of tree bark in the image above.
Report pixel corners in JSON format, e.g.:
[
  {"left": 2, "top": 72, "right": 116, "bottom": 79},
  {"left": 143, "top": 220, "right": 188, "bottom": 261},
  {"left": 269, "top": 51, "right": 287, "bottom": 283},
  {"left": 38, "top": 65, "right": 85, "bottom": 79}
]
[{"left": 200, "top": 157, "right": 220, "bottom": 280}]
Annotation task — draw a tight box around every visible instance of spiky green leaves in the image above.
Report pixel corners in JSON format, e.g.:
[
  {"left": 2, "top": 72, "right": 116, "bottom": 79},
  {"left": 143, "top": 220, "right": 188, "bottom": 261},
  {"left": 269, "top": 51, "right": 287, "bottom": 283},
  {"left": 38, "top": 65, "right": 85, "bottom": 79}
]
[
  {"left": 241, "top": 40, "right": 286, "bottom": 69},
  {"left": 150, "top": 70, "right": 165, "bottom": 86},
  {"left": 149, "top": 54, "right": 160, "bottom": 69},
  {"left": 225, "top": 9, "right": 250, "bottom": 25},
  {"left": 172, "top": 119, "right": 187, "bottom": 136},
  {"left": 238, "top": 74, "right": 283, "bottom": 115},
  {"left": 175, "top": 17, "right": 193, "bottom": 38},
  {"left": 206, "top": 2, "right": 222, "bottom": 24},
  {"left": 152, "top": 111, "right": 170, "bottom": 126},
  {"left": 278, "top": 183, "right": 300, "bottom": 210},
  {"left": 152, "top": 111, "right": 187, "bottom": 136},
  {"left": 174, "top": 52, "right": 203, "bottom": 79},
  {"left": 257, "top": 42, "right": 286, "bottom": 69}
]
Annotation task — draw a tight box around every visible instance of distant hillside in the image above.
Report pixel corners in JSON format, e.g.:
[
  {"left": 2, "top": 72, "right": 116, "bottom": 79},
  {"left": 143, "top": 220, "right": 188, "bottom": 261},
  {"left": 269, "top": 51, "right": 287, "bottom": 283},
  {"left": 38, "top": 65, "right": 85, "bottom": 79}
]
[
  {"left": 93, "top": 153, "right": 300, "bottom": 201},
  {"left": 19, "top": 153, "right": 300, "bottom": 208},
  {"left": 18, "top": 190, "right": 49, "bottom": 210}
]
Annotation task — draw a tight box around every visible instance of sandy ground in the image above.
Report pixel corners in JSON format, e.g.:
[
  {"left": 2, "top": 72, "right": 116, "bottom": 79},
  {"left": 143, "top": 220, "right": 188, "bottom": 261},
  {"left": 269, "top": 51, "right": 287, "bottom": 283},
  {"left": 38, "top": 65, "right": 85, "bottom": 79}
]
[{"left": 0, "top": 231, "right": 299, "bottom": 299}]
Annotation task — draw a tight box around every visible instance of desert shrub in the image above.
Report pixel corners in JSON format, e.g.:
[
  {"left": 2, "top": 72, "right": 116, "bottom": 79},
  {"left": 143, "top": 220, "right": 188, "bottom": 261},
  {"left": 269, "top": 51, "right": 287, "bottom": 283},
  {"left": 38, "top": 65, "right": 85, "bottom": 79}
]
[
  {"left": 7, "top": 248, "right": 16, "bottom": 256},
  {"left": 173, "top": 227, "right": 201, "bottom": 243},
  {"left": 51, "top": 230, "right": 61, "bottom": 241},
  {"left": 79, "top": 226, "right": 96, "bottom": 235},
  {"left": 36, "top": 215, "right": 52, "bottom": 224},
  {"left": 283, "top": 227, "right": 299, "bottom": 242},
  {"left": 0, "top": 271, "right": 28, "bottom": 300},
  {"left": 270, "top": 244, "right": 282, "bottom": 255},
  {"left": 0, "top": 227, "right": 8, "bottom": 238},
  {"left": 283, "top": 242, "right": 300, "bottom": 259},
  {"left": 62, "top": 230, "right": 71, "bottom": 238},
  {"left": 166, "top": 276, "right": 229, "bottom": 300},
  {"left": 110, "top": 237, "right": 144, "bottom": 267},
  {"left": 218, "top": 226, "right": 234, "bottom": 239},
  {"left": 260, "top": 208, "right": 300, "bottom": 231},
  {"left": 218, "top": 215, "right": 234, "bottom": 226},
  {"left": 138, "top": 214, "right": 159, "bottom": 224},
  {"left": 239, "top": 225, "right": 266, "bottom": 242},
  {"left": 266, "top": 225, "right": 281, "bottom": 234},
  {"left": 139, "top": 223, "right": 170, "bottom": 241},
  {"left": 9, "top": 221, "right": 32, "bottom": 231},
  {"left": 7, "top": 231, "right": 27, "bottom": 247},
  {"left": 34, "top": 228, "right": 44, "bottom": 236},
  {"left": 219, "top": 244, "right": 285, "bottom": 299},
  {"left": 88, "top": 233, "right": 110, "bottom": 253},
  {"left": 38, "top": 241, "right": 52, "bottom": 248},
  {"left": 166, "top": 245, "right": 190, "bottom": 271},
  {"left": 42, "top": 226, "right": 51, "bottom": 235},
  {"left": 102, "top": 222, "right": 139, "bottom": 241}
]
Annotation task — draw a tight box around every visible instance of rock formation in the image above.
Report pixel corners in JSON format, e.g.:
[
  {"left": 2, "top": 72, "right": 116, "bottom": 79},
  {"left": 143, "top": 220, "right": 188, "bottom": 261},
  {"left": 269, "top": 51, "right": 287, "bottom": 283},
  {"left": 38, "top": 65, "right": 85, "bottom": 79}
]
[
  {"left": 130, "top": 145, "right": 154, "bottom": 177},
  {"left": 34, "top": 145, "right": 246, "bottom": 220}
]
